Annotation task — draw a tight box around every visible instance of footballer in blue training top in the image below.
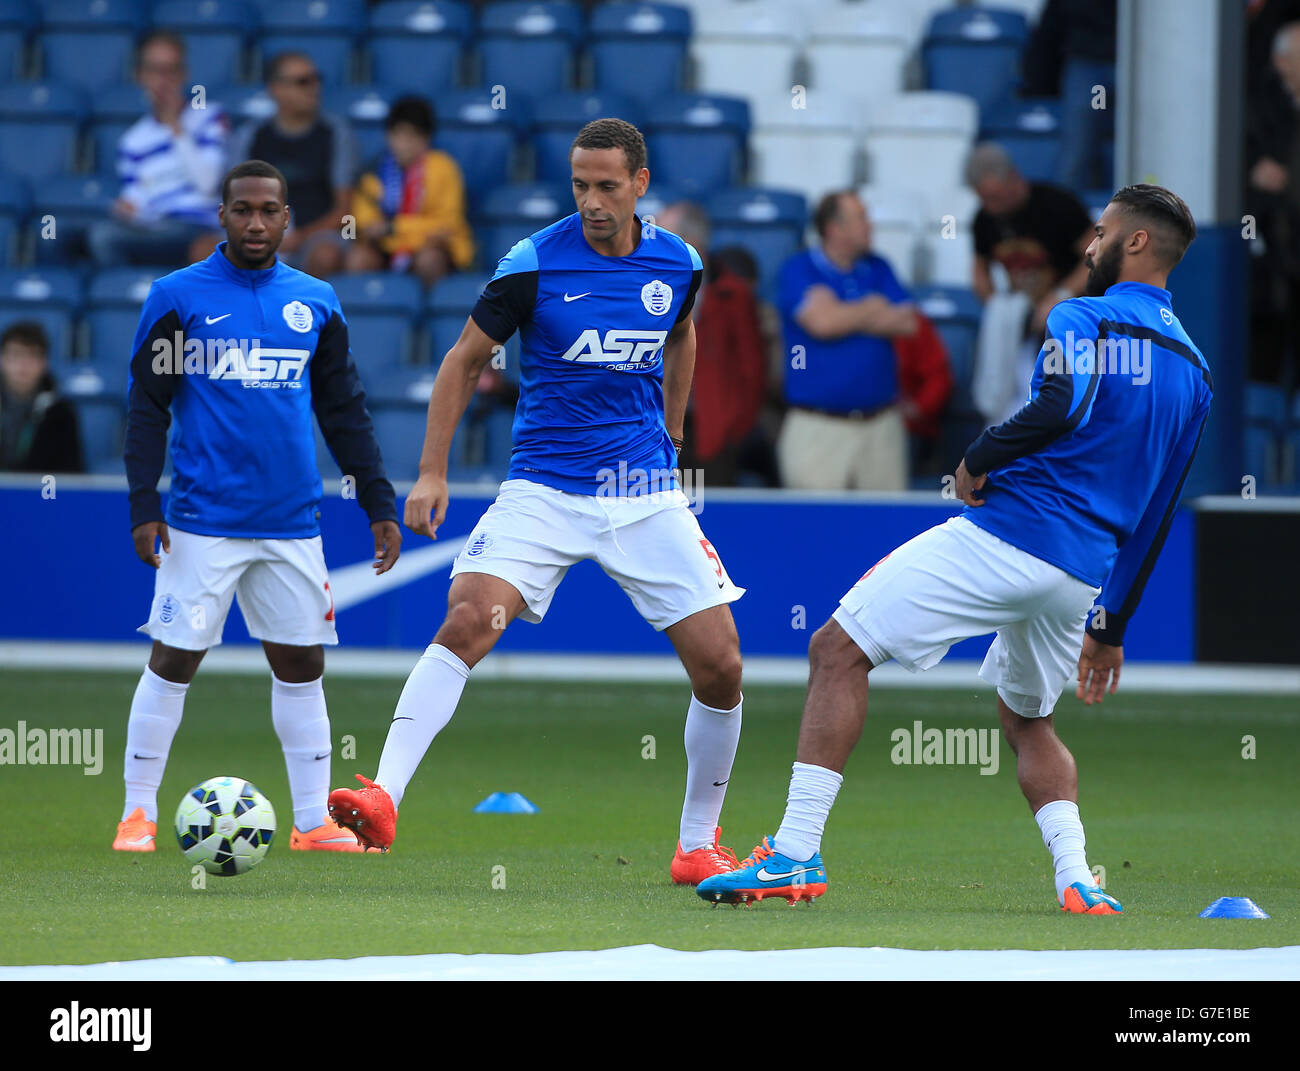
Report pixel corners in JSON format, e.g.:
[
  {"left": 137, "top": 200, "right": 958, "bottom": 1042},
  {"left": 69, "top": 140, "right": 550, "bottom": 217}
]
[
  {"left": 114, "top": 160, "right": 401, "bottom": 856},
  {"left": 697, "top": 185, "right": 1210, "bottom": 915},
  {"left": 329, "top": 120, "right": 747, "bottom": 885}
]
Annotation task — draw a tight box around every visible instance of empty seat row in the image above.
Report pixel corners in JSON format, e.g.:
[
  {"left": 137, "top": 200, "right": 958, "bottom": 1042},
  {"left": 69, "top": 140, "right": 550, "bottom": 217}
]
[{"left": 0, "top": 0, "right": 700, "bottom": 102}]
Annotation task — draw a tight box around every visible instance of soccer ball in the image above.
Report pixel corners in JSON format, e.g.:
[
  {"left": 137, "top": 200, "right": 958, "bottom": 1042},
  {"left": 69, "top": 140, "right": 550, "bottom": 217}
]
[{"left": 175, "top": 776, "right": 277, "bottom": 876}]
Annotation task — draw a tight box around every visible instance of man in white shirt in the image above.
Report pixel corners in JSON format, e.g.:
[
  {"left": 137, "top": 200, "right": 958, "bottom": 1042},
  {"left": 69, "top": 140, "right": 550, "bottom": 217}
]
[{"left": 88, "top": 31, "right": 228, "bottom": 268}]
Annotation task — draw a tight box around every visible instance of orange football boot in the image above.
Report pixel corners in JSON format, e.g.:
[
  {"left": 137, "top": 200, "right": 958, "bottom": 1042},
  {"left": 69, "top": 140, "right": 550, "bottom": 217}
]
[
  {"left": 670, "top": 826, "right": 740, "bottom": 885},
  {"left": 291, "top": 816, "right": 364, "bottom": 852},
  {"left": 327, "top": 774, "right": 398, "bottom": 852},
  {"left": 113, "top": 807, "right": 156, "bottom": 852}
]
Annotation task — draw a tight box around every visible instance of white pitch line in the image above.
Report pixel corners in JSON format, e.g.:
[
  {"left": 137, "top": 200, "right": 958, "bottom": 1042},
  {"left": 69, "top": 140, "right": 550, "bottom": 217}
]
[
  {"left": 0, "top": 642, "right": 1297, "bottom": 693},
  {"left": 2, "top": 944, "right": 1297, "bottom": 981}
]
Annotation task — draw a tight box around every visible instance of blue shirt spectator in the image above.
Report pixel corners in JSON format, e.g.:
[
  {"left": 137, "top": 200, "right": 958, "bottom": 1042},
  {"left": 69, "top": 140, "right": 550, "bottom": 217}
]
[
  {"left": 775, "top": 190, "right": 918, "bottom": 491},
  {"left": 778, "top": 245, "right": 911, "bottom": 413}
]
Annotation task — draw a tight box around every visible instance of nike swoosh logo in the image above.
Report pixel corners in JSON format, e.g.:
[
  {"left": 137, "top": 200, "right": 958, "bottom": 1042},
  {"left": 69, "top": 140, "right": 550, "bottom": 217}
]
[
  {"left": 133, "top": 754, "right": 158, "bottom": 760},
  {"left": 755, "top": 865, "right": 819, "bottom": 883},
  {"left": 563, "top": 292, "right": 591, "bottom": 302},
  {"left": 205, "top": 313, "right": 232, "bottom": 324},
  {"left": 392, "top": 717, "right": 414, "bottom": 723},
  {"left": 314, "top": 752, "right": 330, "bottom": 761},
  {"left": 713, "top": 779, "right": 728, "bottom": 787}
]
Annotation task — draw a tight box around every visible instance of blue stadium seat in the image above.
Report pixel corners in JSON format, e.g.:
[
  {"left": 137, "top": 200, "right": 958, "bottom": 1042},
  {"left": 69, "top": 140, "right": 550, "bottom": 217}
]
[
  {"left": 433, "top": 89, "right": 533, "bottom": 207},
  {"left": 371, "top": 400, "right": 433, "bottom": 480},
  {"left": 475, "top": 182, "right": 569, "bottom": 268},
  {"left": 151, "top": 0, "right": 256, "bottom": 87},
  {"left": 0, "top": 173, "right": 29, "bottom": 265},
  {"left": 88, "top": 83, "right": 153, "bottom": 172},
  {"left": 1081, "top": 187, "right": 1111, "bottom": 224},
  {"left": 331, "top": 272, "right": 423, "bottom": 370},
  {"left": 367, "top": 364, "right": 441, "bottom": 403},
  {"left": 0, "top": 267, "right": 85, "bottom": 357},
  {"left": 30, "top": 174, "right": 118, "bottom": 266},
  {"left": 912, "top": 285, "right": 982, "bottom": 401},
  {"left": 322, "top": 84, "right": 400, "bottom": 166},
  {"left": 1290, "top": 393, "right": 1300, "bottom": 492},
  {"left": 635, "top": 184, "right": 685, "bottom": 222},
  {"left": 70, "top": 394, "right": 126, "bottom": 474},
  {"left": 590, "top": 2, "right": 690, "bottom": 103},
  {"left": 211, "top": 84, "right": 276, "bottom": 128},
  {"left": 1245, "top": 382, "right": 1286, "bottom": 491},
  {"left": 477, "top": 0, "right": 584, "bottom": 101},
  {"left": 0, "top": 81, "right": 89, "bottom": 181},
  {"left": 644, "top": 94, "right": 750, "bottom": 198},
  {"left": 0, "top": 0, "right": 34, "bottom": 82},
  {"left": 424, "top": 270, "right": 487, "bottom": 354},
  {"left": 706, "top": 187, "right": 806, "bottom": 297},
  {"left": 85, "top": 266, "right": 169, "bottom": 360},
  {"left": 923, "top": 7, "right": 1029, "bottom": 116},
  {"left": 424, "top": 272, "right": 521, "bottom": 377},
  {"left": 259, "top": 0, "right": 367, "bottom": 85},
  {"left": 0, "top": 216, "right": 16, "bottom": 266},
  {"left": 981, "top": 98, "right": 1062, "bottom": 183},
  {"left": 40, "top": 0, "right": 146, "bottom": 93},
  {"left": 367, "top": 1, "right": 472, "bottom": 96},
  {"left": 531, "top": 91, "right": 644, "bottom": 183}
]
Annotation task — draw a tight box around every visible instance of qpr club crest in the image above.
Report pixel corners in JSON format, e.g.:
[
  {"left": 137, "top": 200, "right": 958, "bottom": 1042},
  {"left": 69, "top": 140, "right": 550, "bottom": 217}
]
[
  {"left": 283, "top": 300, "right": 313, "bottom": 333},
  {"left": 641, "top": 279, "right": 673, "bottom": 316},
  {"left": 466, "top": 533, "right": 493, "bottom": 558}
]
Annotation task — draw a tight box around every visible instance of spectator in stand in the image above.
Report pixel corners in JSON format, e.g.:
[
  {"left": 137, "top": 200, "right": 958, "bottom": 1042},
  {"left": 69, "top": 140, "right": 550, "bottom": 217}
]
[
  {"left": 88, "top": 31, "right": 228, "bottom": 268},
  {"left": 226, "top": 52, "right": 355, "bottom": 279},
  {"left": 776, "top": 190, "right": 919, "bottom": 491},
  {"left": 347, "top": 97, "right": 474, "bottom": 287},
  {"left": 657, "top": 201, "right": 768, "bottom": 488},
  {"left": 1022, "top": 0, "right": 1117, "bottom": 193},
  {"left": 1246, "top": 15, "right": 1300, "bottom": 389},
  {"left": 0, "top": 322, "right": 83, "bottom": 473},
  {"left": 968, "top": 143, "right": 1093, "bottom": 425}
]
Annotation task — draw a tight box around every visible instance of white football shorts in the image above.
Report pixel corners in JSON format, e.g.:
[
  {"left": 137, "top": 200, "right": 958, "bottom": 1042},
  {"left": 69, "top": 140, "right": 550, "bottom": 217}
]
[
  {"left": 139, "top": 526, "right": 339, "bottom": 650},
  {"left": 832, "top": 515, "right": 1101, "bottom": 717},
  {"left": 450, "top": 479, "right": 745, "bottom": 630}
]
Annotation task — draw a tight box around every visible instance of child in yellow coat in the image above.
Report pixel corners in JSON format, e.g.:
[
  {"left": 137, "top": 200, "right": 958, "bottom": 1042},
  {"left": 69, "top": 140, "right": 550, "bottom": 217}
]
[{"left": 347, "top": 96, "right": 474, "bottom": 286}]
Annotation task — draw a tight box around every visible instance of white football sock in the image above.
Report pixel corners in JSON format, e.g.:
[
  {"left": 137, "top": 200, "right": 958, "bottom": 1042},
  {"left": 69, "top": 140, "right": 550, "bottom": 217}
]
[
  {"left": 773, "top": 762, "right": 843, "bottom": 862},
  {"left": 122, "top": 667, "right": 189, "bottom": 822},
  {"left": 271, "top": 675, "right": 332, "bottom": 833},
  {"left": 679, "top": 693, "right": 743, "bottom": 851},
  {"left": 375, "top": 644, "right": 470, "bottom": 808},
  {"left": 1035, "top": 799, "right": 1095, "bottom": 903}
]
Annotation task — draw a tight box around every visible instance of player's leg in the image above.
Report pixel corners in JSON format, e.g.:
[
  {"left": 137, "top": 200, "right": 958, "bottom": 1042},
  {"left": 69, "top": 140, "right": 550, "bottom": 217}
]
[
  {"left": 599, "top": 497, "right": 746, "bottom": 880},
  {"left": 116, "top": 529, "right": 241, "bottom": 850},
  {"left": 978, "top": 580, "right": 1122, "bottom": 914},
  {"left": 115, "top": 642, "right": 207, "bottom": 850},
  {"left": 664, "top": 604, "right": 744, "bottom": 876},
  {"left": 256, "top": 640, "right": 357, "bottom": 851},
  {"left": 369, "top": 571, "right": 527, "bottom": 809},
  {"left": 697, "top": 517, "right": 1010, "bottom": 903},
  {"left": 236, "top": 538, "right": 357, "bottom": 851}
]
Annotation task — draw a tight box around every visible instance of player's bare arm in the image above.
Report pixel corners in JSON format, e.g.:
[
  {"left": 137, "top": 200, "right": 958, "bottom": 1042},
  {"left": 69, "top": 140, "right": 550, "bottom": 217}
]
[
  {"left": 660, "top": 315, "right": 695, "bottom": 444},
  {"left": 953, "top": 457, "right": 986, "bottom": 507},
  {"left": 405, "top": 316, "right": 502, "bottom": 539},
  {"left": 370, "top": 520, "right": 401, "bottom": 575},
  {"left": 1076, "top": 632, "right": 1122, "bottom": 705},
  {"left": 131, "top": 520, "right": 171, "bottom": 568}
]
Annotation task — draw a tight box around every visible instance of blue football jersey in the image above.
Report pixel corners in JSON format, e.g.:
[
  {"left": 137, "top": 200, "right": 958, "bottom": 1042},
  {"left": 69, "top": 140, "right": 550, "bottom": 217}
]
[
  {"left": 125, "top": 243, "right": 396, "bottom": 537},
  {"left": 470, "top": 213, "right": 703, "bottom": 495},
  {"left": 963, "top": 281, "right": 1213, "bottom": 644}
]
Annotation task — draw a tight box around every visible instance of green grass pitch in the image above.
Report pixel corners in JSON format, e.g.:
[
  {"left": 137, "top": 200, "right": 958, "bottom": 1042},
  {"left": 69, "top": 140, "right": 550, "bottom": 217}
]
[{"left": 2, "top": 669, "right": 1296, "bottom": 965}]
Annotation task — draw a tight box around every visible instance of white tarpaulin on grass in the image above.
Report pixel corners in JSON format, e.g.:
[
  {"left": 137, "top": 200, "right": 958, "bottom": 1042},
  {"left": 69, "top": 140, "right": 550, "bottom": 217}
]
[{"left": 4, "top": 945, "right": 1297, "bottom": 981}]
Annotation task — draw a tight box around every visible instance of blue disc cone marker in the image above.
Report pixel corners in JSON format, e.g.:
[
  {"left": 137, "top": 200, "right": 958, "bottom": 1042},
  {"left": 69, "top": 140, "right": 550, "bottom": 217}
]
[
  {"left": 474, "top": 791, "right": 539, "bottom": 814},
  {"left": 1199, "top": 896, "right": 1269, "bottom": 919}
]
